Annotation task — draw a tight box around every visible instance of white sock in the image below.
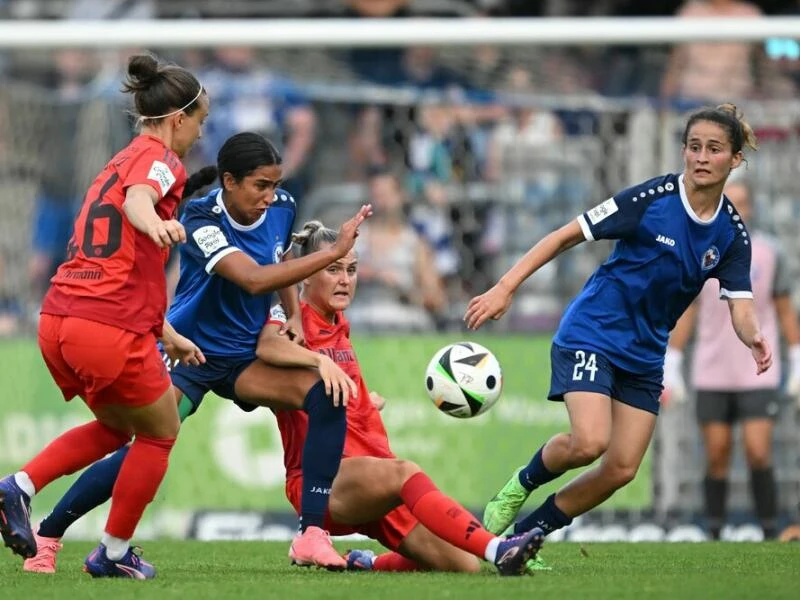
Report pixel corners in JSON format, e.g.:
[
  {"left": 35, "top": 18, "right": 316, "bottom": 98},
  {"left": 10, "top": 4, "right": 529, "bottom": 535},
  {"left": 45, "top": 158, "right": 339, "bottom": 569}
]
[
  {"left": 101, "top": 533, "right": 130, "bottom": 561},
  {"left": 13, "top": 472, "right": 35, "bottom": 498},
  {"left": 484, "top": 537, "right": 501, "bottom": 562}
]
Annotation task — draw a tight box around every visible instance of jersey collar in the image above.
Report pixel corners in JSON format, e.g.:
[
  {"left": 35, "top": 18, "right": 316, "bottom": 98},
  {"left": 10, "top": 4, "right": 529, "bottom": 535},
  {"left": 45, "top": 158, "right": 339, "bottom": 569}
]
[
  {"left": 678, "top": 174, "right": 724, "bottom": 225},
  {"left": 215, "top": 189, "right": 267, "bottom": 232}
]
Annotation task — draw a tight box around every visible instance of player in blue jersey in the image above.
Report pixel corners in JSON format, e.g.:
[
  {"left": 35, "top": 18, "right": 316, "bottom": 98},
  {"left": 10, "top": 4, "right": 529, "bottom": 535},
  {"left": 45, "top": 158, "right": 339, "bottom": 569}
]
[
  {"left": 20, "top": 132, "right": 370, "bottom": 575},
  {"left": 465, "top": 104, "right": 773, "bottom": 544}
]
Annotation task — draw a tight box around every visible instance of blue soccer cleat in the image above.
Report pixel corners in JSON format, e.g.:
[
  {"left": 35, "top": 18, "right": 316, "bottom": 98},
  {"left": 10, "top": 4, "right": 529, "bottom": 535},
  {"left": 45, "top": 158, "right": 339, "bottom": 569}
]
[
  {"left": 494, "top": 527, "right": 545, "bottom": 576},
  {"left": 0, "top": 475, "right": 36, "bottom": 559},
  {"left": 83, "top": 543, "right": 156, "bottom": 579},
  {"left": 344, "top": 549, "right": 376, "bottom": 571}
]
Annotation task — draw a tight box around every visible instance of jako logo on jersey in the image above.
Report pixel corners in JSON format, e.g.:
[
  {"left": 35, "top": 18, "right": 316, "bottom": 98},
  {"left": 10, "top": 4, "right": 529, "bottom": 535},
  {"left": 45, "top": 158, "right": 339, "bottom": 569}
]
[
  {"left": 656, "top": 234, "right": 675, "bottom": 247},
  {"left": 702, "top": 246, "right": 720, "bottom": 270},
  {"left": 586, "top": 198, "right": 619, "bottom": 225},
  {"left": 273, "top": 242, "right": 284, "bottom": 264}
]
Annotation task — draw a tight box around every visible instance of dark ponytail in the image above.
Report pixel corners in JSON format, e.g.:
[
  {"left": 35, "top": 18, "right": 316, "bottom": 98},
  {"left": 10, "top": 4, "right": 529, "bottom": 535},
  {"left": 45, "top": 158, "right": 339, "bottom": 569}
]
[{"left": 181, "top": 166, "right": 218, "bottom": 201}]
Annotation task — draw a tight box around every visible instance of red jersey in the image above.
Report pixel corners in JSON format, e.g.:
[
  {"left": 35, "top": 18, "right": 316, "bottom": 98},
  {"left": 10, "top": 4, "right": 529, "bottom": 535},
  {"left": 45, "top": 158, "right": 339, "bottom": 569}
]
[
  {"left": 42, "top": 135, "right": 187, "bottom": 337},
  {"left": 269, "top": 302, "right": 394, "bottom": 481}
]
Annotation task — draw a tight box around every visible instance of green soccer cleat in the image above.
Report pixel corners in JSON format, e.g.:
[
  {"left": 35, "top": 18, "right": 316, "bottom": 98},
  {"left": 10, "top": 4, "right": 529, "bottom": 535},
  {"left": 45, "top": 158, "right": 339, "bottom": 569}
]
[
  {"left": 483, "top": 467, "right": 532, "bottom": 535},
  {"left": 524, "top": 553, "right": 552, "bottom": 574}
]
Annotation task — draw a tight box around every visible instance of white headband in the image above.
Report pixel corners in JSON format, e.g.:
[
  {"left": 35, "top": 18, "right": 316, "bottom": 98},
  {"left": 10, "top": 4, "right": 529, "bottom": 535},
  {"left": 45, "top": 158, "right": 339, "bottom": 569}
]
[{"left": 139, "top": 86, "right": 204, "bottom": 121}]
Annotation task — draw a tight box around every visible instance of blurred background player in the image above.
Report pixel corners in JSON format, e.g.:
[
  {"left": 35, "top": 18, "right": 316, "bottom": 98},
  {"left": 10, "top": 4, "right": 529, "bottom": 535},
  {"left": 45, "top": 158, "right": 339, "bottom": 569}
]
[
  {"left": 261, "top": 220, "right": 544, "bottom": 576},
  {"left": 464, "top": 104, "right": 771, "bottom": 553},
  {"left": 21, "top": 132, "right": 372, "bottom": 573},
  {"left": 664, "top": 179, "right": 800, "bottom": 540},
  {"left": 0, "top": 53, "right": 208, "bottom": 579}
]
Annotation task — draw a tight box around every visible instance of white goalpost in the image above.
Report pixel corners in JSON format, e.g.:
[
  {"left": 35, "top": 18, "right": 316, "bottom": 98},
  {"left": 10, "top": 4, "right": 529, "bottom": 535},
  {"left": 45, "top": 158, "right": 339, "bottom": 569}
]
[{"left": 0, "top": 16, "right": 798, "bottom": 48}]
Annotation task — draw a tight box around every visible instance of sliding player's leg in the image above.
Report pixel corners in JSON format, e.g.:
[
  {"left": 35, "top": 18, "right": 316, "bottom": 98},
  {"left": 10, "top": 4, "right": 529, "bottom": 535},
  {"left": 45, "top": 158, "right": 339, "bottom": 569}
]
[
  {"left": 234, "top": 361, "right": 347, "bottom": 569},
  {"left": 327, "top": 457, "right": 543, "bottom": 576}
]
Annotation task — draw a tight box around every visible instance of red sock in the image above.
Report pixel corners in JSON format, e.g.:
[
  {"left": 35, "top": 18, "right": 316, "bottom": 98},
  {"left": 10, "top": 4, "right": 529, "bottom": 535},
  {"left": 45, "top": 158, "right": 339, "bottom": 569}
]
[
  {"left": 373, "top": 552, "right": 422, "bottom": 572},
  {"left": 400, "top": 472, "right": 495, "bottom": 560},
  {"left": 22, "top": 421, "right": 130, "bottom": 492},
  {"left": 105, "top": 434, "right": 176, "bottom": 539}
]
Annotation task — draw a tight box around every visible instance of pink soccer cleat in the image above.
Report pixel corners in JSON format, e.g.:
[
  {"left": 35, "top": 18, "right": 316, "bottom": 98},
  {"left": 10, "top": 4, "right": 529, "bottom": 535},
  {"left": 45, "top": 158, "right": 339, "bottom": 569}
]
[
  {"left": 23, "top": 531, "right": 63, "bottom": 574},
  {"left": 288, "top": 526, "right": 346, "bottom": 570}
]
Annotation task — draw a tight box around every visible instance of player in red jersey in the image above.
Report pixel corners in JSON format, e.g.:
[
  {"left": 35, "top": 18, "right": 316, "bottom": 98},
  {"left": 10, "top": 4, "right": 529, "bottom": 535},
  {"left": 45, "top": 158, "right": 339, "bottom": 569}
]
[
  {"left": 259, "top": 221, "right": 544, "bottom": 576},
  {"left": 0, "top": 53, "right": 208, "bottom": 579}
]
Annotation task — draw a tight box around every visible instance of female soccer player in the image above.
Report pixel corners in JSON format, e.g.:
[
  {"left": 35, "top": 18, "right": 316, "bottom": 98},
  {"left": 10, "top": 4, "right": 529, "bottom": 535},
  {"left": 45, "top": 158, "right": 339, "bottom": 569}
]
[
  {"left": 260, "top": 221, "right": 545, "bottom": 576},
  {"left": 20, "top": 132, "right": 371, "bottom": 575},
  {"left": 664, "top": 179, "right": 800, "bottom": 540},
  {"left": 0, "top": 53, "right": 209, "bottom": 578},
  {"left": 464, "top": 104, "right": 773, "bottom": 544}
]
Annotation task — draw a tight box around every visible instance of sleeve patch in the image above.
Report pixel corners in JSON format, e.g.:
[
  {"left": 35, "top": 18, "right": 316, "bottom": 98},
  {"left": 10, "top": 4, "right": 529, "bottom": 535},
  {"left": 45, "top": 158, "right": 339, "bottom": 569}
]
[
  {"left": 147, "top": 160, "right": 177, "bottom": 196},
  {"left": 269, "top": 304, "right": 288, "bottom": 324},
  {"left": 192, "top": 225, "right": 229, "bottom": 258},
  {"left": 586, "top": 198, "right": 619, "bottom": 225}
]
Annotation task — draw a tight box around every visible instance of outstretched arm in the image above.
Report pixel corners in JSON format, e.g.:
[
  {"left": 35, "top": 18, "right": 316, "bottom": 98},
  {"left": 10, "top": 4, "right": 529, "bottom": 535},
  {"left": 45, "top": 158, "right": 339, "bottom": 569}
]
[
  {"left": 728, "top": 298, "right": 772, "bottom": 374},
  {"left": 256, "top": 322, "right": 357, "bottom": 405},
  {"left": 464, "top": 219, "right": 585, "bottom": 330}
]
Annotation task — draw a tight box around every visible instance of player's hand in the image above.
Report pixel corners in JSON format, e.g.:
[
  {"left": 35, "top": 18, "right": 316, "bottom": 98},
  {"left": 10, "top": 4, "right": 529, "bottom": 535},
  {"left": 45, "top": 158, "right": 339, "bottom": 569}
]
[
  {"left": 163, "top": 333, "right": 206, "bottom": 367},
  {"left": 318, "top": 355, "right": 358, "bottom": 407},
  {"left": 751, "top": 333, "right": 773, "bottom": 375},
  {"left": 148, "top": 219, "right": 186, "bottom": 248},
  {"left": 333, "top": 204, "right": 373, "bottom": 258},
  {"left": 369, "top": 390, "right": 386, "bottom": 412},
  {"left": 279, "top": 313, "right": 305, "bottom": 346},
  {"left": 661, "top": 347, "right": 687, "bottom": 407},
  {"left": 464, "top": 282, "right": 513, "bottom": 330}
]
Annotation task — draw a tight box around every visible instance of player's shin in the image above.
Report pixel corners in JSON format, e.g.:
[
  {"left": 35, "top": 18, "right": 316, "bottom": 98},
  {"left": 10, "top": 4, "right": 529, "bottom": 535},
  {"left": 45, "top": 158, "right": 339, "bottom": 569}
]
[
  {"left": 300, "top": 380, "right": 346, "bottom": 530},
  {"left": 38, "top": 446, "right": 130, "bottom": 539},
  {"left": 400, "top": 472, "right": 496, "bottom": 559},
  {"left": 104, "top": 434, "right": 175, "bottom": 558},
  {"left": 513, "top": 493, "right": 573, "bottom": 535},
  {"left": 21, "top": 421, "right": 131, "bottom": 492}
]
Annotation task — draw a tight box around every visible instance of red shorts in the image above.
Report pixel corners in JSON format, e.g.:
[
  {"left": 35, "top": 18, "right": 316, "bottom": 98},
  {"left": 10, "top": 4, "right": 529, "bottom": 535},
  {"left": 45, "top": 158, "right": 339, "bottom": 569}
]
[
  {"left": 286, "top": 476, "right": 418, "bottom": 552},
  {"left": 38, "top": 314, "right": 171, "bottom": 410}
]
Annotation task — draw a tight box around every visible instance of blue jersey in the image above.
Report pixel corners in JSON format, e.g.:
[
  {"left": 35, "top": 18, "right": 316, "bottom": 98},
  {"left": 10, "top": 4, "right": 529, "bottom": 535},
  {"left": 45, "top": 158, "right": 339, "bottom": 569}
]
[
  {"left": 168, "top": 188, "right": 297, "bottom": 358},
  {"left": 555, "top": 173, "right": 752, "bottom": 374}
]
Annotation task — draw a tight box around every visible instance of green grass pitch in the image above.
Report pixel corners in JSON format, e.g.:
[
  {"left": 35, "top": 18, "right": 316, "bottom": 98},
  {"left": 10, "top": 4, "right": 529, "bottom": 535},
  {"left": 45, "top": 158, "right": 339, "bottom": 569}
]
[{"left": 1, "top": 541, "right": 798, "bottom": 599}]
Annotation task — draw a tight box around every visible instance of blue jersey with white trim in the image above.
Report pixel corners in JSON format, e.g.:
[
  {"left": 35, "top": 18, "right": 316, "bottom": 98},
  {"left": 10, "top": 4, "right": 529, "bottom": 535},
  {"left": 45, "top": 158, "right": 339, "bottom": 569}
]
[
  {"left": 167, "top": 188, "right": 297, "bottom": 358},
  {"left": 555, "top": 173, "right": 752, "bottom": 373}
]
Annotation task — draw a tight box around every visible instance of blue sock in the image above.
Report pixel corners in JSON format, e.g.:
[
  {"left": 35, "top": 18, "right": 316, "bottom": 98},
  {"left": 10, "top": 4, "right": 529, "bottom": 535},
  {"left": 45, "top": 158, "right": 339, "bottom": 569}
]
[
  {"left": 514, "top": 493, "right": 573, "bottom": 535},
  {"left": 518, "top": 446, "right": 563, "bottom": 492},
  {"left": 300, "top": 380, "right": 346, "bottom": 531},
  {"left": 37, "top": 445, "right": 130, "bottom": 539}
]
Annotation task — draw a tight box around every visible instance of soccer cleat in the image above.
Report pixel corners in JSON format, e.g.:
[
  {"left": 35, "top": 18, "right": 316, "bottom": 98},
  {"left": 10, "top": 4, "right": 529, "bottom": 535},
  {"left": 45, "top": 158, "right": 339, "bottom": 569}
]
[
  {"left": 0, "top": 475, "right": 37, "bottom": 559},
  {"left": 289, "top": 526, "right": 347, "bottom": 570},
  {"left": 344, "top": 549, "right": 376, "bottom": 571},
  {"left": 83, "top": 543, "right": 155, "bottom": 579},
  {"left": 494, "top": 527, "right": 545, "bottom": 576},
  {"left": 23, "top": 530, "right": 63, "bottom": 573},
  {"left": 483, "top": 467, "right": 532, "bottom": 535},
  {"left": 524, "top": 553, "right": 552, "bottom": 574}
]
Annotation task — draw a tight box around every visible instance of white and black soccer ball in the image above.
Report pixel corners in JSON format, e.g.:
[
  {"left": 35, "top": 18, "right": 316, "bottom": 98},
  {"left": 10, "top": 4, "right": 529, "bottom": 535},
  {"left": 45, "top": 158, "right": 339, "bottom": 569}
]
[{"left": 424, "top": 342, "right": 503, "bottom": 418}]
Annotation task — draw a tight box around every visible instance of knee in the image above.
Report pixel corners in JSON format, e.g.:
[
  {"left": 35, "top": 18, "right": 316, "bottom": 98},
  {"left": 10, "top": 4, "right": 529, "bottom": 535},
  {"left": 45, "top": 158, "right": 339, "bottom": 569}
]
[
  {"left": 746, "top": 451, "right": 771, "bottom": 470},
  {"left": 395, "top": 460, "right": 422, "bottom": 486},
  {"left": 569, "top": 437, "right": 608, "bottom": 466},
  {"left": 601, "top": 462, "right": 639, "bottom": 489}
]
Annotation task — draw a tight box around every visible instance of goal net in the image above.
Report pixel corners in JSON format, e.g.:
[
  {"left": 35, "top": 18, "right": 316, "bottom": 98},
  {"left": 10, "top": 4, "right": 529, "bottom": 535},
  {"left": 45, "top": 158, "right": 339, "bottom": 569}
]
[{"left": 0, "top": 16, "right": 798, "bottom": 541}]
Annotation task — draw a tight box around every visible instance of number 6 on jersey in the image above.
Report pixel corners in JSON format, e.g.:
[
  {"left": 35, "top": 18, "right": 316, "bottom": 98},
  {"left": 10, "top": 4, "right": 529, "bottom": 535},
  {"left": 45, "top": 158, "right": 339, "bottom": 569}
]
[{"left": 572, "top": 350, "right": 598, "bottom": 382}]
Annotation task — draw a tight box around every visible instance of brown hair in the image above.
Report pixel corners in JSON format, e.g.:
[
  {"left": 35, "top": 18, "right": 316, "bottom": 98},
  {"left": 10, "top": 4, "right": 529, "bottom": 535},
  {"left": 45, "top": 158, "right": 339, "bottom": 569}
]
[{"left": 682, "top": 103, "right": 758, "bottom": 154}]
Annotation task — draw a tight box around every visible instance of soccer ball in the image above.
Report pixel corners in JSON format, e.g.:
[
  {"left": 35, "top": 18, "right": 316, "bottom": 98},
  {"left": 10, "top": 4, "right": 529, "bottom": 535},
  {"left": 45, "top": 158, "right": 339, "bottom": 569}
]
[{"left": 424, "top": 342, "right": 503, "bottom": 418}]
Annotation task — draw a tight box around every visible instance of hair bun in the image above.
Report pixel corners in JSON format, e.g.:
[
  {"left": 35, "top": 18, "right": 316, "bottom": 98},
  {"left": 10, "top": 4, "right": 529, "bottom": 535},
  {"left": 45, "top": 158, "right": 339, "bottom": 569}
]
[{"left": 125, "top": 54, "right": 161, "bottom": 91}]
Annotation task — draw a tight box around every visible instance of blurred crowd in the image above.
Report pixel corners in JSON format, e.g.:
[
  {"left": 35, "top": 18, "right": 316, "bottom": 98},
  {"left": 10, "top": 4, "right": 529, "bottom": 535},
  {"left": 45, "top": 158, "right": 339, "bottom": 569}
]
[{"left": 0, "top": 0, "right": 799, "bottom": 336}]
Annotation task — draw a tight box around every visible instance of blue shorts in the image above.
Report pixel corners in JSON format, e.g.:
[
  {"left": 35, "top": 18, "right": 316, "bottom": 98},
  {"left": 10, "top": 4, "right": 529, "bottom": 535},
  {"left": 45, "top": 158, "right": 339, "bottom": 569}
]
[
  {"left": 548, "top": 343, "right": 663, "bottom": 415},
  {"left": 169, "top": 354, "right": 257, "bottom": 414}
]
